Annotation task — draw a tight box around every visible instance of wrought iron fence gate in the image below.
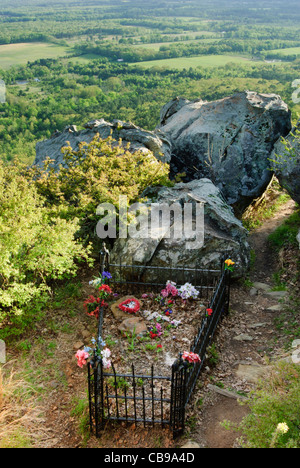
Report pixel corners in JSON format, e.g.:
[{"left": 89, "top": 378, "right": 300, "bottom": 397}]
[{"left": 88, "top": 247, "right": 231, "bottom": 438}]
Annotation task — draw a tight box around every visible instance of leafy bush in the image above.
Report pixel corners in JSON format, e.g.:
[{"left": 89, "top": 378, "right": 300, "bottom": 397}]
[
  {"left": 30, "top": 135, "right": 172, "bottom": 242},
  {"left": 0, "top": 161, "right": 92, "bottom": 338}
]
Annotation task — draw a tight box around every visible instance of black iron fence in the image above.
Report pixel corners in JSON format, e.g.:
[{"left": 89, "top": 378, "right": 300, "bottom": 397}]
[{"left": 88, "top": 248, "right": 231, "bottom": 438}]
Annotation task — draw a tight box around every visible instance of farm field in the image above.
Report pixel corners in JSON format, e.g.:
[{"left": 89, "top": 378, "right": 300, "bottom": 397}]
[
  {"left": 268, "top": 46, "right": 300, "bottom": 56},
  {"left": 131, "top": 54, "right": 273, "bottom": 69},
  {"left": 0, "top": 42, "right": 71, "bottom": 69}
]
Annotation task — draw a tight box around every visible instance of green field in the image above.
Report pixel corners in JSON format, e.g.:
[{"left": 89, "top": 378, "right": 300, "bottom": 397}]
[
  {"left": 131, "top": 54, "right": 270, "bottom": 69},
  {"left": 268, "top": 47, "right": 300, "bottom": 56},
  {"left": 0, "top": 42, "right": 71, "bottom": 69}
]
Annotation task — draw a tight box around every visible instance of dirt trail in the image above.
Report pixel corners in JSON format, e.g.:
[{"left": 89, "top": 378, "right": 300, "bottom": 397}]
[
  {"left": 183, "top": 198, "right": 297, "bottom": 449},
  {"left": 30, "top": 199, "right": 297, "bottom": 449}
]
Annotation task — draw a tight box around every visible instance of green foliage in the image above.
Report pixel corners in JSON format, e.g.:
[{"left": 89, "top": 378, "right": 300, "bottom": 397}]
[
  {"left": 0, "top": 160, "right": 92, "bottom": 338},
  {"left": 268, "top": 209, "right": 300, "bottom": 250},
  {"left": 271, "top": 128, "right": 300, "bottom": 173},
  {"left": 30, "top": 135, "right": 172, "bottom": 242},
  {"left": 235, "top": 362, "right": 300, "bottom": 448}
]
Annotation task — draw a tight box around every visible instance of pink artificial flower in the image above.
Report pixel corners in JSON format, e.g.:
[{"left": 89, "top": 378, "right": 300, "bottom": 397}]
[
  {"left": 182, "top": 351, "right": 201, "bottom": 364},
  {"left": 76, "top": 349, "right": 90, "bottom": 368},
  {"left": 102, "top": 358, "right": 111, "bottom": 369}
]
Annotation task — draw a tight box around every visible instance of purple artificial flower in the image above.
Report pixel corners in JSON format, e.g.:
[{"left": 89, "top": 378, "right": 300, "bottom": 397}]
[{"left": 102, "top": 271, "right": 112, "bottom": 279}]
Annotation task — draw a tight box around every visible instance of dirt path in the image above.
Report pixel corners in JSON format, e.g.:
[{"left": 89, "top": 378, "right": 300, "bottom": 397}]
[
  {"left": 180, "top": 198, "right": 297, "bottom": 449},
  {"left": 29, "top": 199, "right": 297, "bottom": 449}
]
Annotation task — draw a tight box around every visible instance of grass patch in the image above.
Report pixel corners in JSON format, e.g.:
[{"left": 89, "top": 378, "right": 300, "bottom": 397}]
[
  {"left": 0, "top": 42, "right": 71, "bottom": 69},
  {"left": 222, "top": 361, "right": 300, "bottom": 448},
  {"left": 242, "top": 178, "right": 292, "bottom": 231},
  {"left": 131, "top": 54, "right": 266, "bottom": 70},
  {"left": 0, "top": 365, "right": 44, "bottom": 447},
  {"left": 268, "top": 210, "right": 300, "bottom": 251},
  {"left": 268, "top": 47, "right": 300, "bottom": 56}
]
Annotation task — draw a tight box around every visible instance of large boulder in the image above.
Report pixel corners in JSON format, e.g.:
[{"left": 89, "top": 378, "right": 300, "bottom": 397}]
[
  {"left": 157, "top": 91, "right": 292, "bottom": 213},
  {"left": 270, "top": 120, "right": 300, "bottom": 205},
  {"left": 34, "top": 118, "right": 171, "bottom": 170},
  {"left": 109, "top": 179, "right": 250, "bottom": 278}
]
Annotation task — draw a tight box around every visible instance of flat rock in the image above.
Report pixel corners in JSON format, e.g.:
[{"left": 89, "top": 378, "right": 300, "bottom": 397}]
[
  {"left": 118, "top": 316, "right": 148, "bottom": 337},
  {"left": 181, "top": 440, "right": 201, "bottom": 449},
  {"left": 248, "top": 322, "right": 267, "bottom": 328},
  {"left": 236, "top": 363, "right": 270, "bottom": 383},
  {"left": 252, "top": 282, "right": 271, "bottom": 292},
  {"left": 267, "top": 304, "right": 284, "bottom": 312},
  {"left": 263, "top": 290, "right": 287, "bottom": 299},
  {"left": 249, "top": 288, "right": 258, "bottom": 296},
  {"left": 207, "top": 383, "right": 248, "bottom": 400},
  {"left": 233, "top": 334, "right": 254, "bottom": 342}
]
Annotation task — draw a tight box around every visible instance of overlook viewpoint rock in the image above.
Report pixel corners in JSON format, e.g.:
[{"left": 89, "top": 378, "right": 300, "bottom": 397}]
[{"left": 157, "top": 91, "right": 292, "bottom": 213}]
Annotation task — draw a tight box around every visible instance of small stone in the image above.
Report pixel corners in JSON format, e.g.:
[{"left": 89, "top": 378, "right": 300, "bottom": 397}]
[
  {"left": 264, "top": 290, "right": 287, "bottom": 299},
  {"left": 81, "top": 329, "right": 90, "bottom": 339},
  {"left": 248, "top": 322, "right": 267, "bottom": 328},
  {"left": 252, "top": 282, "right": 271, "bottom": 292},
  {"left": 292, "top": 339, "right": 300, "bottom": 349},
  {"left": 73, "top": 341, "right": 84, "bottom": 350},
  {"left": 233, "top": 334, "right": 254, "bottom": 342},
  {"left": 249, "top": 288, "right": 258, "bottom": 296},
  {"left": 267, "top": 304, "right": 283, "bottom": 312},
  {"left": 181, "top": 440, "right": 200, "bottom": 449}
]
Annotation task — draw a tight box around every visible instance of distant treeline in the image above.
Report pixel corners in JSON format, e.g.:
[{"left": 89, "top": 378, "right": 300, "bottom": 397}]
[{"left": 74, "top": 39, "right": 300, "bottom": 63}]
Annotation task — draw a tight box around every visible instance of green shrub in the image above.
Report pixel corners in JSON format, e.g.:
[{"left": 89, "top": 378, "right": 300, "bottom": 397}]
[
  {"left": 30, "top": 135, "right": 172, "bottom": 243},
  {"left": 0, "top": 161, "right": 92, "bottom": 338}
]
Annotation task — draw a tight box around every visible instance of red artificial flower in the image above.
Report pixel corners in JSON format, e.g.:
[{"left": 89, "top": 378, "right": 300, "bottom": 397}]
[
  {"left": 157, "top": 344, "right": 162, "bottom": 349},
  {"left": 118, "top": 298, "right": 140, "bottom": 314},
  {"left": 99, "top": 284, "right": 112, "bottom": 294},
  {"left": 165, "top": 311, "right": 170, "bottom": 316},
  {"left": 150, "top": 332, "right": 158, "bottom": 339},
  {"left": 206, "top": 308, "right": 213, "bottom": 316},
  {"left": 84, "top": 295, "right": 108, "bottom": 319},
  {"left": 87, "top": 306, "right": 100, "bottom": 319}
]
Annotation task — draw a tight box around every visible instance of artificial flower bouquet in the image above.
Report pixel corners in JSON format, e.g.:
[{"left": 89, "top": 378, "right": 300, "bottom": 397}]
[{"left": 84, "top": 271, "right": 113, "bottom": 319}]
